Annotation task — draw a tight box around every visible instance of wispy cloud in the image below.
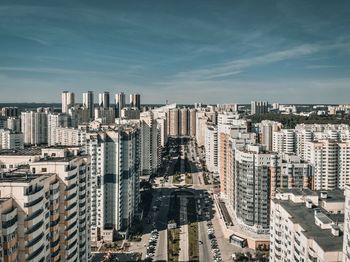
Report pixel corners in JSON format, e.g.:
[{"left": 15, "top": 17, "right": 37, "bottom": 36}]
[
  {"left": 306, "top": 65, "right": 337, "bottom": 69},
  {"left": 174, "top": 44, "right": 321, "bottom": 80}
]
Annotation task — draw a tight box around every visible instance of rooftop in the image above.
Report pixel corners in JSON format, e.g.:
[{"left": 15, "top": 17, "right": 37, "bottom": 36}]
[
  {"left": 0, "top": 147, "right": 42, "bottom": 156},
  {"left": 37, "top": 155, "right": 78, "bottom": 162},
  {"left": 277, "top": 200, "right": 344, "bottom": 252},
  {"left": 277, "top": 188, "right": 317, "bottom": 196},
  {"left": 0, "top": 171, "right": 52, "bottom": 183}
]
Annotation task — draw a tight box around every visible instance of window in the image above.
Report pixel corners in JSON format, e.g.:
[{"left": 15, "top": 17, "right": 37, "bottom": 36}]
[{"left": 41, "top": 168, "right": 47, "bottom": 172}]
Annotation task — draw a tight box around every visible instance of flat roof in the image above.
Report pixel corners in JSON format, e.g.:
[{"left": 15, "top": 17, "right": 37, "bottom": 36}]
[
  {"left": 319, "top": 189, "right": 345, "bottom": 202},
  {"left": 0, "top": 171, "right": 52, "bottom": 183},
  {"left": 0, "top": 147, "right": 42, "bottom": 156},
  {"left": 277, "top": 200, "right": 344, "bottom": 252},
  {"left": 36, "top": 156, "right": 77, "bottom": 162},
  {"left": 277, "top": 188, "right": 317, "bottom": 196}
]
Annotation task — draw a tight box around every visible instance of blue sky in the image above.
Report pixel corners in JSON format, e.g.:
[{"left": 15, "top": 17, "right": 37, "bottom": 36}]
[{"left": 0, "top": 0, "right": 350, "bottom": 103}]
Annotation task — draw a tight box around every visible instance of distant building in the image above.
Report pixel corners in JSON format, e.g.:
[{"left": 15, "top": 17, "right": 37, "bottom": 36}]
[
  {"left": 99, "top": 91, "right": 110, "bottom": 109},
  {"left": 251, "top": 101, "right": 268, "bottom": 115},
  {"left": 94, "top": 107, "right": 115, "bottom": 124},
  {"left": 1, "top": 107, "right": 19, "bottom": 117},
  {"left": 179, "top": 108, "right": 188, "bottom": 136},
  {"left": 21, "top": 110, "right": 48, "bottom": 145},
  {"left": 0, "top": 129, "right": 24, "bottom": 149},
  {"left": 140, "top": 111, "right": 161, "bottom": 175},
  {"left": 121, "top": 107, "right": 140, "bottom": 120},
  {"left": 61, "top": 91, "right": 75, "bottom": 113},
  {"left": 115, "top": 92, "right": 126, "bottom": 118},
  {"left": 130, "top": 93, "right": 141, "bottom": 110},
  {"left": 205, "top": 124, "right": 218, "bottom": 173},
  {"left": 83, "top": 91, "right": 95, "bottom": 120},
  {"left": 169, "top": 108, "right": 179, "bottom": 137}
]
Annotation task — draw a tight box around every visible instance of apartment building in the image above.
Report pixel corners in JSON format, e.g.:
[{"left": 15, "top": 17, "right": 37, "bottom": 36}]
[
  {"left": 0, "top": 147, "right": 91, "bottom": 262},
  {"left": 86, "top": 126, "right": 141, "bottom": 243},
  {"left": 0, "top": 197, "right": 17, "bottom": 262},
  {"left": 0, "top": 129, "right": 24, "bottom": 149},
  {"left": 94, "top": 107, "right": 115, "bottom": 124},
  {"left": 61, "top": 91, "right": 75, "bottom": 114},
  {"left": 48, "top": 113, "right": 71, "bottom": 146},
  {"left": 195, "top": 111, "right": 207, "bottom": 147},
  {"left": 83, "top": 91, "right": 95, "bottom": 120},
  {"left": 306, "top": 139, "right": 350, "bottom": 190},
  {"left": 168, "top": 108, "right": 179, "bottom": 137},
  {"left": 270, "top": 188, "right": 344, "bottom": 262},
  {"left": 251, "top": 101, "right": 268, "bottom": 115},
  {"left": 260, "top": 120, "right": 282, "bottom": 151},
  {"left": 205, "top": 124, "right": 218, "bottom": 173},
  {"left": 272, "top": 129, "right": 296, "bottom": 154},
  {"left": 179, "top": 108, "right": 188, "bottom": 136},
  {"left": 52, "top": 127, "right": 87, "bottom": 146},
  {"left": 21, "top": 110, "right": 48, "bottom": 145},
  {"left": 189, "top": 108, "right": 196, "bottom": 137},
  {"left": 234, "top": 144, "right": 276, "bottom": 234},
  {"left": 140, "top": 111, "right": 161, "bottom": 175}
]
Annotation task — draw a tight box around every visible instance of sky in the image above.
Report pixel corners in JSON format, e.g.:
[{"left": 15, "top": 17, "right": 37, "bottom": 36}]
[{"left": 0, "top": 0, "right": 350, "bottom": 104}]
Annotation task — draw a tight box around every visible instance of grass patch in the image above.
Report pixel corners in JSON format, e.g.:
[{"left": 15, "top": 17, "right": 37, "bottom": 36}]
[
  {"left": 168, "top": 228, "right": 180, "bottom": 261},
  {"left": 185, "top": 173, "right": 193, "bottom": 184},
  {"left": 172, "top": 173, "right": 182, "bottom": 184},
  {"left": 188, "top": 223, "right": 199, "bottom": 261}
]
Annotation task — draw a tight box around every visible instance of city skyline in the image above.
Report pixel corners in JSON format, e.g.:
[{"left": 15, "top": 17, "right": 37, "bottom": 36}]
[{"left": 0, "top": 0, "right": 350, "bottom": 103}]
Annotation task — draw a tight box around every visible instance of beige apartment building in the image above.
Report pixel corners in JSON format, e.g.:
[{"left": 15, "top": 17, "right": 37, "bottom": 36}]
[{"left": 0, "top": 147, "right": 90, "bottom": 262}]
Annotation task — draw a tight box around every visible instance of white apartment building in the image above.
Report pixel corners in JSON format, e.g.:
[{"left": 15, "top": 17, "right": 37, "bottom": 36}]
[
  {"left": 205, "top": 124, "right": 218, "bottom": 173},
  {"left": 83, "top": 91, "right": 95, "bottom": 120},
  {"left": 195, "top": 111, "right": 207, "bottom": 147},
  {"left": 270, "top": 188, "right": 344, "bottom": 262},
  {"left": 272, "top": 129, "right": 296, "bottom": 154},
  {"left": 61, "top": 91, "right": 75, "bottom": 114},
  {"left": 94, "top": 107, "right": 115, "bottom": 124},
  {"left": 53, "top": 127, "right": 87, "bottom": 146},
  {"left": 272, "top": 124, "right": 350, "bottom": 160},
  {"left": 0, "top": 147, "right": 91, "bottom": 262},
  {"left": 260, "top": 120, "right": 282, "bottom": 151},
  {"left": 306, "top": 139, "right": 350, "bottom": 190},
  {"left": 6, "top": 117, "right": 21, "bottom": 132},
  {"left": 121, "top": 107, "right": 140, "bottom": 120},
  {"left": 0, "top": 129, "right": 24, "bottom": 149},
  {"left": 21, "top": 110, "right": 48, "bottom": 145},
  {"left": 115, "top": 92, "right": 126, "bottom": 118},
  {"left": 86, "top": 127, "right": 141, "bottom": 243},
  {"left": 48, "top": 113, "right": 71, "bottom": 146},
  {"left": 140, "top": 111, "right": 161, "bottom": 175}
]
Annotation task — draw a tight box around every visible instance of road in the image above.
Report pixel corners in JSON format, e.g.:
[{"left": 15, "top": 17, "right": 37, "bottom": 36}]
[
  {"left": 153, "top": 189, "right": 170, "bottom": 262},
  {"left": 151, "top": 137, "right": 221, "bottom": 262}
]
